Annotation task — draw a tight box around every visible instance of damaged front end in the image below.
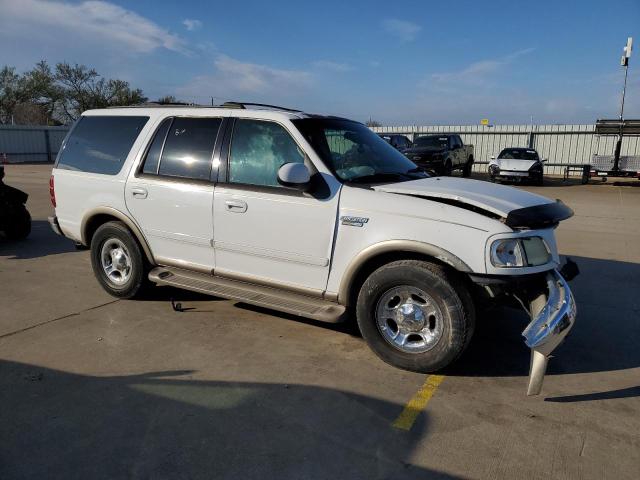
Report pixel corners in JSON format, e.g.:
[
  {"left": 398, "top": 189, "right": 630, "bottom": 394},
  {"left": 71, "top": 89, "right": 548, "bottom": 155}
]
[
  {"left": 471, "top": 264, "right": 577, "bottom": 395},
  {"left": 522, "top": 269, "right": 577, "bottom": 395}
]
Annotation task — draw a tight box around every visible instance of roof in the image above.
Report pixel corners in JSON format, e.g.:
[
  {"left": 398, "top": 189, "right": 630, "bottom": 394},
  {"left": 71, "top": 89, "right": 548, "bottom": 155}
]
[{"left": 85, "top": 102, "right": 354, "bottom": 123}]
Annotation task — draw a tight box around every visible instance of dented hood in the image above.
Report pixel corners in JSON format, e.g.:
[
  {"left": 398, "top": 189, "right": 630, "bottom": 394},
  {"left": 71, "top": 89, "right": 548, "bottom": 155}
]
[{"left": 372, "top": 177, "right": 554, "bottom": 218}]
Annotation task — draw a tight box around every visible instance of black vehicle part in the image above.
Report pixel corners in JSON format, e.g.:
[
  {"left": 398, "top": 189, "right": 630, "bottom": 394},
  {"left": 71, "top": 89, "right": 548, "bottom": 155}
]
[
  {"left": 505, "top": 200, "right": 574, "bottom": 229},
  {"left": 0, "top": 166, "right": 32, "bottom": 240}
]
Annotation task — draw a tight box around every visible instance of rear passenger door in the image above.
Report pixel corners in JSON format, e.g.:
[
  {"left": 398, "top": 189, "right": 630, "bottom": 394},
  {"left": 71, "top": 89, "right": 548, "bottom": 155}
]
[{"left": 125, "top": 116, "right": 223, "bottom": 273}]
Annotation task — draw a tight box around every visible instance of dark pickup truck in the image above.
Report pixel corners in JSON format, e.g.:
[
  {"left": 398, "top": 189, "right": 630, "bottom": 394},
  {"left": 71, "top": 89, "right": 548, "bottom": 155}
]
[{"left": 403, "top": 134, "right": 474, "bottom": 176}]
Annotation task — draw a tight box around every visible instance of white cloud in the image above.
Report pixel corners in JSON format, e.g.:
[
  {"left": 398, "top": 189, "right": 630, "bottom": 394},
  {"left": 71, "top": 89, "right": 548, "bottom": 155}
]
[
  {"left": 312, "top": 60, "right": 353, "bottom": 72},
  {"left": 183, "top": 19, "right": 202, "bottom": 31},
  {"left": 0, "top": 0, "right": 188, "bottom": 55},
  {"left": 177, "top": 55, "right": 312, "bottom": 100},
  {"left": 382, "top": 19, "right": 421, "bottom": 42},
  {"left": 429, "top": 48, "right": 535, "bottom": 84}
]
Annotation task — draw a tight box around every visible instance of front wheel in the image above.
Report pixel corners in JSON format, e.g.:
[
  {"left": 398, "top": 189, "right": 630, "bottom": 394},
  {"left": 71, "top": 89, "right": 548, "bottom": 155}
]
[
  {"left": 440, "top": 160, "right": 453, "bottom": 176},
  {"left": 462, "top": 158, "right": 473, "bottom": 177},
  {"left": 90, "top": 221, "right": 149, "bottom": 299},
  {"left": 356, "top": 260, "right": 475, "bottom": 373}
]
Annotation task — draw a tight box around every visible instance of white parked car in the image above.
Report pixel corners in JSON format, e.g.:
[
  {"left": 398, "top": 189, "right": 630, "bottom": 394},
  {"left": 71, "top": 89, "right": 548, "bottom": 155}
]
[
  {"left": 48, "top": 103, "right": 576, "bottom": 395},
  {"left": 489, "top": 148, "right": 546, "bottom": 185}
]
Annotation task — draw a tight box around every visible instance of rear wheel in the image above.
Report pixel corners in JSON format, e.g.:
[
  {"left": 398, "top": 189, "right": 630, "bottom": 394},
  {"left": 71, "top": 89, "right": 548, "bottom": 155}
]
[
  {"left": 90, "top": 221, "right": 149, "bottom": 298},
  {"left": 441, "top": 160, "right": 453, "bottom": 176},
  {"left": 356, "top": 260, "right": 475, "bottom": 373}
]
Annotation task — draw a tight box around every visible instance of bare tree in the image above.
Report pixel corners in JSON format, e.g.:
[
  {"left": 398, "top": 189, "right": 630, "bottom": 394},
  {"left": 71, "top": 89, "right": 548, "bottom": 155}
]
[
  {"left": 366, "top": 118, "right": 383, "bottom": 127},
  {"left": 0, "top": 66, "right": 25, "bottom": 124},
  {"left": 55, "top": 63, "right": 147, "bottom": 123},
  {"left": 0, "top": 61, "right": 148, "bottom": 125}
]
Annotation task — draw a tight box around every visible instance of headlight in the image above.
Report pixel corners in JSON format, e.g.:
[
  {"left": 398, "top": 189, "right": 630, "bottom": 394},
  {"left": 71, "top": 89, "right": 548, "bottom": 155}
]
[{"left": 490, "top": 237, "right": 551, "bottom": 267}]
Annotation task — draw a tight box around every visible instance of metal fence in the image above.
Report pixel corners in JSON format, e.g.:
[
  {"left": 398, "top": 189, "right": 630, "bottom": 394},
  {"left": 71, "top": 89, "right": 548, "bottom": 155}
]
[
  {"left": 2, "top": 123, "right": 640, "bottom": 176},
  {"left": 372, "top": 124, "right": 640, "bottom": 175},
  {"left": 0, "top": 125, "right": 69, "bottom": 164}
]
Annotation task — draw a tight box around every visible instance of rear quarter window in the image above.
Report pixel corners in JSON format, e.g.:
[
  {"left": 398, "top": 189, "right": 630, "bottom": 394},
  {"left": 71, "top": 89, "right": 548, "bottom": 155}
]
[{"left": 56, "top": 116, "right": 149, "bottom": 175}]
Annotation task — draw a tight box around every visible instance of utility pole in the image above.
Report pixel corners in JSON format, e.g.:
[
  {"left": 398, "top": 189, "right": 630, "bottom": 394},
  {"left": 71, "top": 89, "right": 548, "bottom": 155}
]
[{"left": 614, "top": 37, "right": 633, "bottom": 171}]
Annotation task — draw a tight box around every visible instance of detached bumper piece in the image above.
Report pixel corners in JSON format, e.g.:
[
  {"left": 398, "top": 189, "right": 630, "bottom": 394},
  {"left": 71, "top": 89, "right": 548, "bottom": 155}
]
[{"left": 522, "top": 270, "right": 577, "bottom": 395}]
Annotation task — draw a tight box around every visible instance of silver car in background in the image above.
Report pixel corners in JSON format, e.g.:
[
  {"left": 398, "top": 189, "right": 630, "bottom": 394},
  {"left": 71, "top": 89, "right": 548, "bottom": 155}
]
[{"left": 489, "top": 148, "right": 546, "bottom": 185}]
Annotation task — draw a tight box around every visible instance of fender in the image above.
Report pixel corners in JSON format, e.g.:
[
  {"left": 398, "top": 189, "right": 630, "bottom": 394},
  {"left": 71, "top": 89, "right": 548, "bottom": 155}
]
[
  {"left": 337, "top": 240, "right": 472, "bottom": 304},
  {"left": 81, "top": 206, "right": 155, "bottom": 264}
]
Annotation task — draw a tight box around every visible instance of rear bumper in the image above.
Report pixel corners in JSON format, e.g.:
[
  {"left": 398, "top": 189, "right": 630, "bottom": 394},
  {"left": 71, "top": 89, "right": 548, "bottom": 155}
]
[
  {"left": 48, "top": 215, "right": 63, "bottom": 236},
  {"left": 522, "top": 270, "right": 577, "bottom": 395}
]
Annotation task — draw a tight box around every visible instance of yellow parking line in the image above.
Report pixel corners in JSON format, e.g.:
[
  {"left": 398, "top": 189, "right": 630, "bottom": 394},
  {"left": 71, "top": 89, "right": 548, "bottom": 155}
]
[{"left": 392, "top": 375, "right": 445, "bottom": 431}]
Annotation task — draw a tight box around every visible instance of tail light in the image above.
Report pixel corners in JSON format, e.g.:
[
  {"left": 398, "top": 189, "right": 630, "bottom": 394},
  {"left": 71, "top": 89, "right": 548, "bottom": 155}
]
[{"left": 49, "top": 175, "right": 56, "bottom": 207}]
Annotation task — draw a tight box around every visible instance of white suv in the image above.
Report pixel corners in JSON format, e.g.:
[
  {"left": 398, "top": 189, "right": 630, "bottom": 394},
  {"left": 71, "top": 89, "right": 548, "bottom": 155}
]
[{"left": 48, "top": 103, "right": 577, "bottom": 395}]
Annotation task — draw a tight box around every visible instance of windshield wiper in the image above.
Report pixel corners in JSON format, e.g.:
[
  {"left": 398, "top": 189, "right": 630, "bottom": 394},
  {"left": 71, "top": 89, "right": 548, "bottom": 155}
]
[
  {"left": 406, "top": 166, "right": 429, "bottom": 178},
  {"left": 346, "top": 172, "right": 412, "bottom": 184}
]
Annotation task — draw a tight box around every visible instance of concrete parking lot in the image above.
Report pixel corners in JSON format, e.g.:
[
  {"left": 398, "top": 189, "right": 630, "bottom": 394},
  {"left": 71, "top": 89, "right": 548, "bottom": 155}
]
[{"left": 1, "top": 164, "right": 639, "bottom": 479}]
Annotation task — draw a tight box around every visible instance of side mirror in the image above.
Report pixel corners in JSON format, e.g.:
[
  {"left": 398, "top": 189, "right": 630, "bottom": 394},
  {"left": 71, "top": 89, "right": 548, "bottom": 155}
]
[
  {"left": 277, "top": 163, "right": 311, "bottom": 190},
  {"left": 540, "top": 158, "right": 547, "bottom": 163},
  {"left": 490, "top": 155, "right": 496, "bottom": 160}
]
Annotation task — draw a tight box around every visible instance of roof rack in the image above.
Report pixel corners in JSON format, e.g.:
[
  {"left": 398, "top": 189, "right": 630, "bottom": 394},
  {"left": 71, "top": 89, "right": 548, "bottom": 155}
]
[{"left": 221, "top": 101, "right": 302, "bottom": 113}]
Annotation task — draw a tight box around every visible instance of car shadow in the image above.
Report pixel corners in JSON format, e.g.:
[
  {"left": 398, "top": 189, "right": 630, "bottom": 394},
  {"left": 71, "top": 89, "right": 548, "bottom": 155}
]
[
  {"left": 0, "top": 219, "right": 77, "bottom": 259},
  {"left": 544, "top": 386, "right": 640, "bottom": 403},
  {"left": 0, "top": 359, "right": 460, "bottom": 480}
]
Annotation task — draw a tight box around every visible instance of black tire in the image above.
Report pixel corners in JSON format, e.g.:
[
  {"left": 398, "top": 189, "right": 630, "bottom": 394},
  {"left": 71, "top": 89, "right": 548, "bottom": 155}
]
[
  {"left": 462, "top": 158, "right": 473, "bottom": 177},
  {"left": 442, "top": 160, "right": 453, "bottom": 176},
  {"left": 90, "top": 221, "right": 149, "bottom": 299},
  {"left": 4, "top": 206, "right": 31, "bottom": 240},
  {"left": 356, "top": 260, "right": 475, "bottom": 373},
  {"left": 535, "top": 174, "right": 544, "bottom": 186}
]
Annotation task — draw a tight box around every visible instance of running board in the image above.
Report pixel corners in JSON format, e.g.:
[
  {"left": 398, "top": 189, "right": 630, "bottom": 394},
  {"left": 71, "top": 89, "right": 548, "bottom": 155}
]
[{"left": 149, "top": 267, "right": 346, "bottom": 323}]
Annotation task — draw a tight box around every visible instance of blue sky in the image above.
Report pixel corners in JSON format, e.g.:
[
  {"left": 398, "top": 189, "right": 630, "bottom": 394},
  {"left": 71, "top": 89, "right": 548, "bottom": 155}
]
[{"left": 0, "top": 0, "right": 638, "bottom": 124}]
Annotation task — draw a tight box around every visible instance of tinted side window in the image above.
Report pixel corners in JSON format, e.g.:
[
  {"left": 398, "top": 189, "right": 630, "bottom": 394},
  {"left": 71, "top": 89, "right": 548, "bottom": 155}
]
[
  {"left": 142, "top": 118, "right": 172, "bottom": 174},
  {"left": 157, "top": 117, "right": 221, "bottom": 180},
  {"left": 57, "top": 116, "right": 148, "bottom": 175},
  {"left": 229, "top": 120, "right": 304, "bottom": 187}
]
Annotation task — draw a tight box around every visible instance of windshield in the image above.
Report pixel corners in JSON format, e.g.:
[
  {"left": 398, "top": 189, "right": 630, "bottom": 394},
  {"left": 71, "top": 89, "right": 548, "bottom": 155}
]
[
  {"left": 293, "top": 118, "right": 427, "bottom": 183},
  {"left": 498, "top": 148, "right": 539, "bottom": 160},
  {"left": 413, "top": 136, "right": 448, "bottom": 148}
]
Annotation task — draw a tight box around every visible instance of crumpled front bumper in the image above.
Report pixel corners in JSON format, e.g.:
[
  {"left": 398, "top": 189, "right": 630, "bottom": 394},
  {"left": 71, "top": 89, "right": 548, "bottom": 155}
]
[{"left": 522, "top": 269, "right": 577, "bottom": 395}]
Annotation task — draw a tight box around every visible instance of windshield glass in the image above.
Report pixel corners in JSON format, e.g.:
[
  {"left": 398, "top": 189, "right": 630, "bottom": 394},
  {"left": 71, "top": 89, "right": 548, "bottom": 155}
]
[
  {"left": 413, "top": 136, "right": 448, "bottom": 148},
  {"left": 293, "top": 118, "right": 427, "bottom": 183},
  {"left": 498, "top": 148, "right": 539, "bottom": 160}
]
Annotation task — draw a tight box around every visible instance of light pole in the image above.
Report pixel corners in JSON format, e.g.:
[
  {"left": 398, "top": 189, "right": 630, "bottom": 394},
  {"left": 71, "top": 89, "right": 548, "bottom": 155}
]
[{"left": 614, "top": 37, "right": 633, "bottom": 171}]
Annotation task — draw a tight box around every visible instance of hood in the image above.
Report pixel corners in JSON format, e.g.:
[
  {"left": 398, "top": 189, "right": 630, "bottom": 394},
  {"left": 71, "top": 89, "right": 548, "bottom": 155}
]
[
  {"left": 494, "top": 158, "right": 539, "bottom": 171},
  {"left": 404, "top": 146, "right": 446, "bottom": 155},
  {"left": 372, "top": 177, "right": 554, "bottom": 218}
]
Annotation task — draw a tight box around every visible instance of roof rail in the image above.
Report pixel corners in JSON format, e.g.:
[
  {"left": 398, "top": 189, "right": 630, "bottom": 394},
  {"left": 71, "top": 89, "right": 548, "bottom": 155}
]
[{"left": 222, "top": 101, "right": 302, "bottom": 113}]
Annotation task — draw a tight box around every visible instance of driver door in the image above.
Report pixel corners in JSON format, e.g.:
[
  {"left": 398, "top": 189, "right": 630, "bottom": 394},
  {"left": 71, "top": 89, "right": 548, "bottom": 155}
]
[{"left": 212, "top": 118, "right": 340, "bottom": 292}]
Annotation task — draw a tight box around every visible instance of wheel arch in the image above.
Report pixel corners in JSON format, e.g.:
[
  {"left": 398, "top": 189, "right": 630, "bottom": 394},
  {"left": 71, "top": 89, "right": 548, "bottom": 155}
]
[
  {"left": 337, "top": 240, "right": 472, "bottom": 306},
  {"left": 81, "top": 207, "right": 155, "bottom": 264}
]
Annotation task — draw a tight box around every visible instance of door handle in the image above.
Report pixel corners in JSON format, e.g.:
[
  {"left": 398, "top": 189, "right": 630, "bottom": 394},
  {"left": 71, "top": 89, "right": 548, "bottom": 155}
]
[
  {"left": 225, "top": 200, "right": 247, "bottom": 213},
  {"left": 131, "top": 187, "right": 148, "bottom": 199}
]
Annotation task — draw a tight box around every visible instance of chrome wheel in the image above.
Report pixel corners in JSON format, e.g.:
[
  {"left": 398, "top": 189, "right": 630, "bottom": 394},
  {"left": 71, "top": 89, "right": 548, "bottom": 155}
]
[
  {"left": 100, "top": 238, "right": 132, "bottom": 286},
  {"left": 375, "top": 286, "right": 444, "bottom": 353}
]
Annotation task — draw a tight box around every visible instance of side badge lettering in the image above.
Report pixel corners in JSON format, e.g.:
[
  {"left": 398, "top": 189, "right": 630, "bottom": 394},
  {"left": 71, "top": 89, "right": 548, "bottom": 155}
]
[{"left": 341, "top": 216, "right": 369, "bottom": 227}]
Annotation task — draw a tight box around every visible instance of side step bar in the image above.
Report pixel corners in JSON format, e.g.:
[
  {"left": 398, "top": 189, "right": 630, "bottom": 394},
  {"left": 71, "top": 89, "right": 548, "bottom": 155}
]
[{"left": 149, "top": 267, "right": 346, "bottom": 323}]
